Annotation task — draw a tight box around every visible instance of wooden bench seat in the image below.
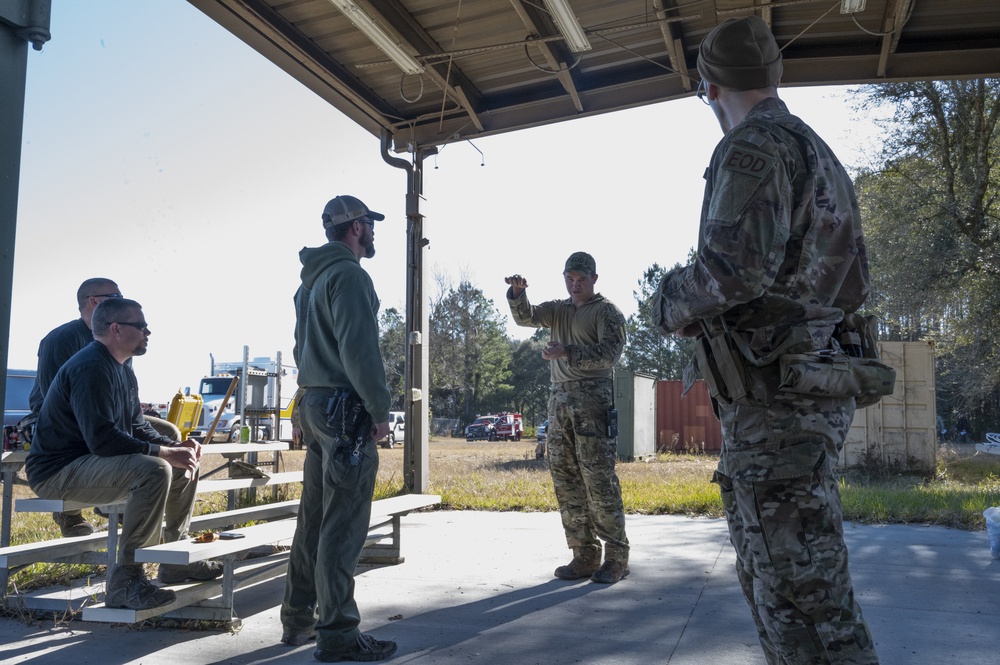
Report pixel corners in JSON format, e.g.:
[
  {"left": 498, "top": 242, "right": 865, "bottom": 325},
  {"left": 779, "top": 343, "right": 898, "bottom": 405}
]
[
  {"left": 14, "top": 471, "right": 304, "bottom": 515},
  {"left": 1, "top": 499, "right": 302, "bottom": 603},
  {"left": 2, "top": 442, "right": 298, "bottom": 603},
  {"left": 83, "top": 493, "right": 442, "bottom": 625}
]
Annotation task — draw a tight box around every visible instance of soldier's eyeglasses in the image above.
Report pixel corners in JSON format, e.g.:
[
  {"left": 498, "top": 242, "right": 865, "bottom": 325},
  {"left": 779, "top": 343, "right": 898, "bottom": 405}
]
[
  {"left": 696, "top": 79, "right": 709, "bottom": 105},
  {"left": 91, "top": 292, "right": 124, "bottom": 299}
]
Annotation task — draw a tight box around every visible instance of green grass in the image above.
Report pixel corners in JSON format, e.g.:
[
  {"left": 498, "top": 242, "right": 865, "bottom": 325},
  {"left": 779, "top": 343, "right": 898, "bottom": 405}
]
[
  {"left": 6, "top": 441, "right": 999, "bottom": 595},
  {"left": 837, "top": 446, "right": 1000, "bottom": 530}
]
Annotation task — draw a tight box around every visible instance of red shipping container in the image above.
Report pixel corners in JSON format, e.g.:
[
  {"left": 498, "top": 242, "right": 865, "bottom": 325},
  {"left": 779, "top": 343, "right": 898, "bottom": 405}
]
[{"left": 655, "top": 380, "right": 722, "bottom": 453}]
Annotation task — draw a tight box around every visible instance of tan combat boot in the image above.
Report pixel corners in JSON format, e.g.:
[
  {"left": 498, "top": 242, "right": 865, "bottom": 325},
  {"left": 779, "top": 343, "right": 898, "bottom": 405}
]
[
  {"left": 591, "top": 560, "right": 630, "bottom": 584},
  {"left": 554, "top": 546, "right": 602, "bottom": 580}
]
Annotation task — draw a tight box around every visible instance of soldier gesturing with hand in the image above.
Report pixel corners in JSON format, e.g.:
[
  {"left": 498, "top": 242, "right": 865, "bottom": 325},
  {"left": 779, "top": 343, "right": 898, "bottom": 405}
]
[
  {"left": 506, "top": 253, "right": 630, "bottom": 585},
  {"left": 503, "top": 274, "right": 529, "bottom": 296}
]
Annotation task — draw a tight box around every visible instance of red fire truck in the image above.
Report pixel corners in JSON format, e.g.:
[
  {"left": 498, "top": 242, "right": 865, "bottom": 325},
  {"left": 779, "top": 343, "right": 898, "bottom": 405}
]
[{"left": 494, "top": 412, "right": 524, "bottom": 441}]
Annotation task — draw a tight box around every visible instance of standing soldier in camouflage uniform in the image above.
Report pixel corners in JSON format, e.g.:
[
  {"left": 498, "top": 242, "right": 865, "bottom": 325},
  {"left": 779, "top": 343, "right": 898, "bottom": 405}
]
[
  {"left": 652, "top": 17, "right": 879, "bottom": 664},
  {"left": 506, "top": 252, "right": 630, "bottom": 584}
]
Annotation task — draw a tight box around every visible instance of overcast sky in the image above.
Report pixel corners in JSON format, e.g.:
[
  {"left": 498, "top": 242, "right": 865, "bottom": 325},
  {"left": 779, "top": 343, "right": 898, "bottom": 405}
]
[{"left": 9, "top": 0, "right": 880, "bottom": 401}]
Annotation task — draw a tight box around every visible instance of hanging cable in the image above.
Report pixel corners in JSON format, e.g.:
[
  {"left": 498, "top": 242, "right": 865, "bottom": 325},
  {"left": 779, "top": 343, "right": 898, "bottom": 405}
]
[
  {"left": 399, "top": 73, "right": 425, "bottom": 104},
  {"left": 780, "top": 1, "right": 840, "bottom": 52},
  {"left": 524, "top": 35, "right": 583, "bottom": 74},
  {"left": 467, "top": 140, "right": 484, "bottom": 167},
  {"left": 438, "top": 0, "right": 464, "bottom": 131},
  {"left": 850, "top": 1, "right": 916, "bottom": 37}
]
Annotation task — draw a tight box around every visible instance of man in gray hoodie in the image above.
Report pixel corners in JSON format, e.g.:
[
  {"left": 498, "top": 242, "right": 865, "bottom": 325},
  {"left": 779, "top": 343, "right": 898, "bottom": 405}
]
[{"left": 280, "top": 195, "right": 396, "bottom": 663}]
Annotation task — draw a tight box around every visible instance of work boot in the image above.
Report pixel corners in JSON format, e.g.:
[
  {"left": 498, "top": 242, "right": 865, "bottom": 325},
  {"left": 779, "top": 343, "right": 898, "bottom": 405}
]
[
  {"left": 314, "top": 633, "right": 398, "bottom": 662},
  {"left": 52, "top": 511, "right": 94, "bottom": 538},
  {"left": 590, "top": 560, "right": 630, "bottom": 584},
  {"left": 105, "top": 565, "right": 176, "bottom": 610},
  {"left": 280, "top": 628, "right": 317, "bottom": 647},
  {"left": 554, "top": 547, "right": 602, "bottom": 580},
  {"left": 158, "top": 560, "right": 225, "bottom": 584}
]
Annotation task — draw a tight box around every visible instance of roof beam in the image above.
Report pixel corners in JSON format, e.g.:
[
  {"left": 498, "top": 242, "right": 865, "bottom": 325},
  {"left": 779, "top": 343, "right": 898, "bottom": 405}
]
[
  {"left": 654, "top": 0, "right": 695, "bottom": 91},
  {"left": 510, "top": 0, "right": 584, "bottom": 112},
  {"left": 756, "top": 0, "right": 774, "bottom": 28},
  {"left": 365, "top": 0, "right": 486, "bottom": 133},
  {"left": 877, "top": 0, "right": 916, "bottom": 78}
]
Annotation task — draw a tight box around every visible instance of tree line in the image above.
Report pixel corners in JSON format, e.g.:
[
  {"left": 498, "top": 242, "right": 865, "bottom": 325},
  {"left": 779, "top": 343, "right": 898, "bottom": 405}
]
[
  {"left": 855, "top": 79, "right": 1000, "bottom": 439},
  {"left": 380, "top": 79, "right": 1000, "bottom": 439}
]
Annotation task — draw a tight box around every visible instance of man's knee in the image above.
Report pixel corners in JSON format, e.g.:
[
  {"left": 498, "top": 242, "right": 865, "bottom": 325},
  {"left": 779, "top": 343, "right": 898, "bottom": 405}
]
[
  {"left": 129, "top": 455, "right": 174, "bottom": 493},
  {"left": 144, "top": 415, "right": 181, "bottom": 442}
]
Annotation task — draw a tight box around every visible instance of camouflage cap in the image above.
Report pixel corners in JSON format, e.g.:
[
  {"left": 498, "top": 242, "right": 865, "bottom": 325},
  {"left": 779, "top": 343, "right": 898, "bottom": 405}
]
[
  {"left": 564, "top": 251, "right": 596, "bottom": 276},
  {"left": 322, "top": 195, "right": 385, "bottom": 228},
  {"left": 697, "top": 16, "right": 782, "bottom": 91}
]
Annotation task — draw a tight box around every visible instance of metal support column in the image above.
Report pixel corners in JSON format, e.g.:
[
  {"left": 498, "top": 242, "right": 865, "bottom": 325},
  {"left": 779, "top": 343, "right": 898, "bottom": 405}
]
[
  {"left": 381, "top": 131, "right": 435, "bottom": 493},
  {"left": 0, "top": 0, "right": 50, "bottom": 416}
]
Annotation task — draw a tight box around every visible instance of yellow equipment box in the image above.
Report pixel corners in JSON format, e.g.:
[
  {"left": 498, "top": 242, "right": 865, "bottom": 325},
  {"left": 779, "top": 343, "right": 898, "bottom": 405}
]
[{"left": 166, "top": 390, "right": 204, "bottom": 440}]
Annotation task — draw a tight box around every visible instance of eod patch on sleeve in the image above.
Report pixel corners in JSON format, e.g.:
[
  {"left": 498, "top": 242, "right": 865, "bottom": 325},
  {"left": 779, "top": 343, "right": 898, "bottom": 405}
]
[{"left": 721, "top": 145, "right": 775, "bottom": 179}]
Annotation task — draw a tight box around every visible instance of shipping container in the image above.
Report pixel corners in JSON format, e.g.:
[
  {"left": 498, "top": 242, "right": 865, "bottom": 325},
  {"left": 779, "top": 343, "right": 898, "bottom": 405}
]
[
  {"left": 654, "top": 342, "right": 936, "bottom": 472},
  {"left": 655, "top": 380, "right": 722, "bottom": 453},
  {"left": 614, "top": 371, "right": 657, "bottom": 461},
  {"left": 843, "top": 341, "right": 936, "bottom": 472}
]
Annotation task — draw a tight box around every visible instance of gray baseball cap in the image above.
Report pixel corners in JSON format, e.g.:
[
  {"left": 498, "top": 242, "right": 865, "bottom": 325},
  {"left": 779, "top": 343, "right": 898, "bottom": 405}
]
[{"left": 322, "top": 195, "right": 385, "bottom": 228}]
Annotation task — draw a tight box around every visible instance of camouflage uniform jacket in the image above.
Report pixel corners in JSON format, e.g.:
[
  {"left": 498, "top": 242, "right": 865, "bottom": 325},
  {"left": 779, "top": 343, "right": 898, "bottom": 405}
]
[
  {"left": 653, "top": 97, "right": 870, "bottom": 358},
  {"left": 508, "top": 289, "right": 626, "bottom": 384}
]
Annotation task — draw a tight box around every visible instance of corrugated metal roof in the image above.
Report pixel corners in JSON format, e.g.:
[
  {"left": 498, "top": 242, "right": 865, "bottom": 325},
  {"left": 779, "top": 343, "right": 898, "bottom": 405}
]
[{"left": 188, "top": 0, "right": 1000, "bottom": 149}]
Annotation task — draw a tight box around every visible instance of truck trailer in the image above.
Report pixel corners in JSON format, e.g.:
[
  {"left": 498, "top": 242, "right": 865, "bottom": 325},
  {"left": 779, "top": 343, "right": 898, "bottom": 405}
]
[{"left": 190, "top": 354, "right": 297, "bottom": 443}]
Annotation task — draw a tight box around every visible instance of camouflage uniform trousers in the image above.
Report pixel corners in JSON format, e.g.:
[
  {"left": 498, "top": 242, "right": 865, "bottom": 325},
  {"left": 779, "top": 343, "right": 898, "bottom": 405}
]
[
  {"left": 713, "top": 395, "right": 879, "bottom": 665},
  {"left": 547, "top": 378, "right": 629, "bottom": 564}
]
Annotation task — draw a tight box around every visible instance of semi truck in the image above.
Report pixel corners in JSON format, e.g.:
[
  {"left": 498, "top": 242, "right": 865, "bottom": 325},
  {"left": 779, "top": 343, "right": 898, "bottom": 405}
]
[{"left": 189, "top": 354, "right": 297, "bottom": 443}]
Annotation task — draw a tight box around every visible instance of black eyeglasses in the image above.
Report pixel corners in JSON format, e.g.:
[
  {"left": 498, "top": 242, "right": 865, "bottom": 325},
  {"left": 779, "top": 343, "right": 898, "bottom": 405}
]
[
  {"left": 356, "top": 217, "right": 374, "bottom": 228},
  {"left": 91, "top": 292, "right": 124, "bottom": 299},
  {"left": 114, "top": 321, "right": 149, "bottom": 331},
  {"left": 696, "top": 79, "right": 709, "bottom": 105}
]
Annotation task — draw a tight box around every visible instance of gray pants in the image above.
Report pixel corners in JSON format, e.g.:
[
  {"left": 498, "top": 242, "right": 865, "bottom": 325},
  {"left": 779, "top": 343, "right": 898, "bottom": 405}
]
[
  {"left": 281, "top": 388, "right": 379, "bottom": 650},
  {"left": 32, "top": 453, "right": 197, "bottom": 564}
]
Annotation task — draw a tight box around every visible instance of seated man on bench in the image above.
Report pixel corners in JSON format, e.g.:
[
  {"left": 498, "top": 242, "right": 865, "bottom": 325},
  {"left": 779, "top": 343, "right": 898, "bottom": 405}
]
[{"left": 25, "top": 298, "right": 222, "bottom": 610}]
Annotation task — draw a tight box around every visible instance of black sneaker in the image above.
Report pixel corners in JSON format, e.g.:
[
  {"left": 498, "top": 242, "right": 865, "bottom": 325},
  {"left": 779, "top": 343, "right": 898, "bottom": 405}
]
[
  {"left": 52, "top": 511, "right": 95, "bottom": 538},
  {"left": 105, "top": 566, "right": 176, "bottom": 610},
  {"left": 158, "top": 560, "right": 224, "bottom": 584},
  {"left": 314, "top": 633, "right": 398, "bottom": 662}
]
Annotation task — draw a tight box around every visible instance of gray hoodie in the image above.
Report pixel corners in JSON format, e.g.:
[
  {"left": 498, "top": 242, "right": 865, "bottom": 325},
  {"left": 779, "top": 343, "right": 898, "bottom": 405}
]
[{"left": 293, "top": 241, "right": 390, "bottom": 423}]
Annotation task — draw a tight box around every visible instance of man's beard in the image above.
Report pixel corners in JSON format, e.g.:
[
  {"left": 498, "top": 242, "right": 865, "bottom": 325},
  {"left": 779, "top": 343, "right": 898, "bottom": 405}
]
[
  {"left": 133, "top": 344, "right": 148, "bottom": 356},
  {"left": 363, "top": 237, "right": 376, "bottom": 259}
]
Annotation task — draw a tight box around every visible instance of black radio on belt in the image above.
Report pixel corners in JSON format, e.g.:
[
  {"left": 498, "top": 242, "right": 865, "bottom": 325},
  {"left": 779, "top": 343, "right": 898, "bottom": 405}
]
[{"left": 607, "top": 407, "right": 618, "bottom": 438}]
